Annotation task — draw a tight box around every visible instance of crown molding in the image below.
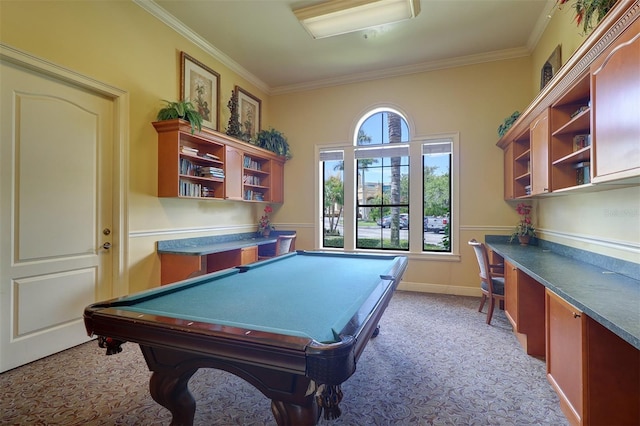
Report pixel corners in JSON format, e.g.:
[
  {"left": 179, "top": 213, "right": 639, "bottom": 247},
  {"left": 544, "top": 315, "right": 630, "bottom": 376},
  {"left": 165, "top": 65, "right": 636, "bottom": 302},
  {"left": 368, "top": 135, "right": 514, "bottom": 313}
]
[
  {"left": 133, "top": 0, "right": 270, "bottom": 94},
  {"left": 271, "top": 47, "right": 531, "bottom": 95}
]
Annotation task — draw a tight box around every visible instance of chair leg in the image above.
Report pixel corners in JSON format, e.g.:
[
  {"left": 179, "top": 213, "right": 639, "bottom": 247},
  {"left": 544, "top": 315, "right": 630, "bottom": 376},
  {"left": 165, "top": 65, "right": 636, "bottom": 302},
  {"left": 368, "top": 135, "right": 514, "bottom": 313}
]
[
  {"left": 486, "top": 297, "right": 496, "bottom": 324},
  {"left": 478, "top": 294, "right": 487, "bottom": 313}
]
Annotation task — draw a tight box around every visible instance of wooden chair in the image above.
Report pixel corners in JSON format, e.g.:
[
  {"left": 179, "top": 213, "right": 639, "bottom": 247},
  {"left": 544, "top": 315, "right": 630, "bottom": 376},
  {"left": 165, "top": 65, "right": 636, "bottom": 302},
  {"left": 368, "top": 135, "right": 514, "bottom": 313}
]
[
  {"left": 258, "top": 234, "right": 296, "bottom": 260},
  {"left": 468, "top": 239, "right": 505, "bottom": 324}
]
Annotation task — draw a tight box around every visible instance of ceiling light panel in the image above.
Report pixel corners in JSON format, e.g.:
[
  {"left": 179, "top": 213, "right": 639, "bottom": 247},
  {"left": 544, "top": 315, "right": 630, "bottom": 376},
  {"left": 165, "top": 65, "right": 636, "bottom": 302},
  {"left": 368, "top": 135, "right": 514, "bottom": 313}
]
[{"left": 294, "top": 0, "right": 421, "bottom": 39}]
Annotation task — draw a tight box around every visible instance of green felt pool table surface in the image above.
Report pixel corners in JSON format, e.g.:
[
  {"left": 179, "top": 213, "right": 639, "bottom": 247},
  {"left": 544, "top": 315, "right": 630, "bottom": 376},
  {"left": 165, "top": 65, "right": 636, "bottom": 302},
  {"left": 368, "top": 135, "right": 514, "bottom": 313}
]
[
  {"left": 84, "top": 250, "right": 408, "bottom": 426},
  {"left": 121, "top": 251, "right": 401, "bottom": 343}
]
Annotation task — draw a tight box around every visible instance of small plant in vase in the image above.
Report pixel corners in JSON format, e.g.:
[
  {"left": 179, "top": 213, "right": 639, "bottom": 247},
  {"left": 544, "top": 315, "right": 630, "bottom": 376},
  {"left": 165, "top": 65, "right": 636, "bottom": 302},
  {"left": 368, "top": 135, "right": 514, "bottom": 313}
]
[
  {"left": 509, "top": 203, "right": 536, "bottom": 245},
  {"left": 258, "top": 205, "right": 275, "bottom": 237}
]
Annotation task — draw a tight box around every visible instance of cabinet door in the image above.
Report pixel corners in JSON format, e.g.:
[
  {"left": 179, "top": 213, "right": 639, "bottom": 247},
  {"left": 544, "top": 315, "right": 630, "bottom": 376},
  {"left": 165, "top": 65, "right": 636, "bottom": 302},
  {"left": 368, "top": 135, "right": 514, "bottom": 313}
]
[
  {"left": 546, "top": 289, "right": 584, "bottom": 425},
  {"left": 530, "top": 109, "right": 550, "bottom": 195},
  {"left": 270, "top": 160, "right": 284, "bottom": 203},
  {"left": 503, "top": 143, "right": 515, "bottom": 200},
  {"left": 591, "top": 18, "right": 640, "bottom": 182},
  {"left": 240, "top": 246, "right": 257, "bottom": 264},
  {"left": 504, "top": 260, "right": 518, "bottom": 329},
  {"left": 225, "top": 146, "right": 243, "bottom": 200}
]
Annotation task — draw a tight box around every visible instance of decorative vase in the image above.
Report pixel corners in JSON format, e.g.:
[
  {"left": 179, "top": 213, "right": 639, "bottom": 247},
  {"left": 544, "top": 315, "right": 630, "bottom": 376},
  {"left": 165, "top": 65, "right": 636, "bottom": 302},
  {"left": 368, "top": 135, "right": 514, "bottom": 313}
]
[
  {"left": 518, "top": 235, "right": 530, "bottom": 246},
  {"left": 262, "top": 229, "right": 271, "bottom": 238}
]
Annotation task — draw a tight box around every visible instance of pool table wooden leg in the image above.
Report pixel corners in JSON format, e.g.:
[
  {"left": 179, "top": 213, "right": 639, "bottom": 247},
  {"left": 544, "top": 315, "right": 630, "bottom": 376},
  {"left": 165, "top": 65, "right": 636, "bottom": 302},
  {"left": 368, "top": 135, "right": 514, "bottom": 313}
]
[
  {"left": 271, "top": 397, "right": 319, "bottom": 426},
  {"left": 149, "top": 369, "right": 198, "bottom": 426}
]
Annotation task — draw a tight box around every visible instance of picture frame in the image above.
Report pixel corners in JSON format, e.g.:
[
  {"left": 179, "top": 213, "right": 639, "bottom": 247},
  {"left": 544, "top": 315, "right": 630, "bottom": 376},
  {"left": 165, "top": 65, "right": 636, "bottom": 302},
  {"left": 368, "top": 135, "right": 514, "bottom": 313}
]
[
  {"left": 181, "top": 52, "right": 220, "bottom": 130},
  {"left": 235, "top": 85, "right": 261, "bottom": 140},
  {"left": 540, "top": 45, "right": 561, "bottom": 90}
]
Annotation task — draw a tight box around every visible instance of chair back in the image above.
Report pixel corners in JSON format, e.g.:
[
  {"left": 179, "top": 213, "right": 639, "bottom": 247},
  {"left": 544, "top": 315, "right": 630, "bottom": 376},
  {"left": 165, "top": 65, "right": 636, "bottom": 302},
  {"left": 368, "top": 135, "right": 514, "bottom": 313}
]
[
  {"left": 468, "top": 239, "right": 499, "bottom": 294},
  {"left": 275, "top": 234, "right": 296, "bottom": 256}
]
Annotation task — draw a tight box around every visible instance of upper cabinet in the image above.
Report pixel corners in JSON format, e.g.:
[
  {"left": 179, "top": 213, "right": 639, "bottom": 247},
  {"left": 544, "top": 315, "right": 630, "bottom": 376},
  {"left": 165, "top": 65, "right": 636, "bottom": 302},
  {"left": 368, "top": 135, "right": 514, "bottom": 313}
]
[
  {"left": 153, "top": 119, "right": 286, "bottom": 203},
  {"left": 530, "top": 109, "right": 550, "bottom": 195},
  {"left": 497, "top": 0, "right": 639, "bottom": 199},
  {"left": 591, "top": 17, "right": 640, "bottom": 183},
  {"left": 550, "top": 73, "right": 592, "bottom": 192}
]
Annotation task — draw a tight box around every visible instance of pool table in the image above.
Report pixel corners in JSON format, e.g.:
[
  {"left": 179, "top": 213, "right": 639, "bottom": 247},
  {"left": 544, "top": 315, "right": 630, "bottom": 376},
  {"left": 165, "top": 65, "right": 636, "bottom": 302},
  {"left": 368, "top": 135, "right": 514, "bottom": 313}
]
[{"left": 84, "top": 250, "right": 408, "bottom": 425}]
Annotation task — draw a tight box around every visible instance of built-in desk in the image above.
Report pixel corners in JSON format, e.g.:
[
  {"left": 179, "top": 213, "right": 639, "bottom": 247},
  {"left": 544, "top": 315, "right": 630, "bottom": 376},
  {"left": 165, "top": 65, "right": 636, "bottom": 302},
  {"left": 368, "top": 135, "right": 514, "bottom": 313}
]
[
  {"left": 157, "top": 232, "right": 293, "bottom": 285},
  {"left": 486, "top": 237, "right": 639, "bottom": 425}
]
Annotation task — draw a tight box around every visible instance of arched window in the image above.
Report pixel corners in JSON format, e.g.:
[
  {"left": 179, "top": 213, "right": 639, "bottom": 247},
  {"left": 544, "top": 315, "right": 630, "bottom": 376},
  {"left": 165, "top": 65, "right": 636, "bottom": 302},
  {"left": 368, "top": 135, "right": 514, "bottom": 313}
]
[{"left": 319, "top": 107, "right": 454, "bottom": 253}]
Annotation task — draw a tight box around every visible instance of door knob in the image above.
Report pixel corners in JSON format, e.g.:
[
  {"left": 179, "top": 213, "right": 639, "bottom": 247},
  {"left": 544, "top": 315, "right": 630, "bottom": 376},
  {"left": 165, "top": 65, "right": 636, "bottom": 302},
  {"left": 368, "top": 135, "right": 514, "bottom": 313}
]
[{"left": 102, "top": 242, "right": 111, "bottom": 250}]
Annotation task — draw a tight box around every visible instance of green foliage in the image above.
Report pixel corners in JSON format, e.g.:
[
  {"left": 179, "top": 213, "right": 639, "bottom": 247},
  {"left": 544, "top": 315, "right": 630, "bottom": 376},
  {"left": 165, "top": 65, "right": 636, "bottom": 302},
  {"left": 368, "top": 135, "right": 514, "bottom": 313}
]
[
  {"left": 253, "top": 128, "right": 292, "bottom": 160},
  {"left": 156, "top": 99, "right": 203, "bottom": 134},
  {"left": 423, "top": 167, "right": 450, "bottom": 216},
  {"left": 498, "top": 111, "right": 520, "bottom": 137},
  {"left": 225, "top": 90, "right": 244, "bottom": 140}
]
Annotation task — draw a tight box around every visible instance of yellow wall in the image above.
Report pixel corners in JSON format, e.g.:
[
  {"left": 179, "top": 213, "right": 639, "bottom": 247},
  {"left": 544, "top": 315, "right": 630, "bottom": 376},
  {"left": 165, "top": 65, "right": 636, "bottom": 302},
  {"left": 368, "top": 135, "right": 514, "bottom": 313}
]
[
  {"left": 2, "top": 1, "right": 637, "bottom": 295},
  {"left": 527, "top": 4, "right": 640, "bottom": 263},
  {"left": 269, "top": 58, "right": 533, "bottom": 293},
  {"left": 1, "top": 1, "right": 274, "bottom": 293}
]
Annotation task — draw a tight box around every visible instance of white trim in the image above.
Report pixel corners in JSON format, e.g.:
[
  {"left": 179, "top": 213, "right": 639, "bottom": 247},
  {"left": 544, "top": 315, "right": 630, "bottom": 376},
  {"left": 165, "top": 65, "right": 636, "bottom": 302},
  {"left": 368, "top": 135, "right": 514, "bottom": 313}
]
[
  {"left": 133, "top": 0, "right": 269, "bottom": 94},
  {"left": 398, "top": 281, "right": 480, "bottom": 296},
  {"left": 0, "top": 42, "right": 130, "bottom": 298},
  {"left": 538, "top": 228, "right": 640, "bottom": 254},
  {"left": 271, "top": 47, "right": 531, "bottom": 95}
]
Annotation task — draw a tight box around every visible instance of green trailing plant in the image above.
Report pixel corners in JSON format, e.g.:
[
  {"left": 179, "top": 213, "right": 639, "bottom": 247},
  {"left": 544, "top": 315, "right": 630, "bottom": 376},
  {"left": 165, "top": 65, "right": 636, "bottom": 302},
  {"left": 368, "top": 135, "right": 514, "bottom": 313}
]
[
  {"left": 156, "top": 99, "right": 203, "bottom": 134},
  {"left": 498, "top": 111, "right": 520, "bottom": 137},
  {"left": 556, "top": 0, "right": 617, "bottom": 34},
  {"left": 253, "top": 128, "right": 292, "bottom": 160}
]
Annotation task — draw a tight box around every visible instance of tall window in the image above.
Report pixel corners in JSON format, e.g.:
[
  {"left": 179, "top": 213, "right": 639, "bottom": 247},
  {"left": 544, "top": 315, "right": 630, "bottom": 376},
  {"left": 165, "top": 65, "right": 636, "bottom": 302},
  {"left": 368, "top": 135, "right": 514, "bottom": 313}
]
[{"left": 319, "top": 107, "right": 454, "bottom": 254}]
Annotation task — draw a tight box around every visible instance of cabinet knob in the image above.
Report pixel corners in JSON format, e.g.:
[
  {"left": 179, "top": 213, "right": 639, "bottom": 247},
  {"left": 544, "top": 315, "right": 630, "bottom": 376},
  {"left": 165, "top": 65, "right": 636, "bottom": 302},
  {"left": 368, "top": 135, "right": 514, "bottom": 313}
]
[{"left": 573, "top": 312, "right": 581, "bottom": 319}]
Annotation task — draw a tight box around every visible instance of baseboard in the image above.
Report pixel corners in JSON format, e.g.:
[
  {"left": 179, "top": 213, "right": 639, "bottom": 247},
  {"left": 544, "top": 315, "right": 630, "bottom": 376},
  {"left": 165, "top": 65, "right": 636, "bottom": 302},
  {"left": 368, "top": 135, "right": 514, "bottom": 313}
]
[{"left": 398, "top": 281, "right": 481, "bottom": 297}]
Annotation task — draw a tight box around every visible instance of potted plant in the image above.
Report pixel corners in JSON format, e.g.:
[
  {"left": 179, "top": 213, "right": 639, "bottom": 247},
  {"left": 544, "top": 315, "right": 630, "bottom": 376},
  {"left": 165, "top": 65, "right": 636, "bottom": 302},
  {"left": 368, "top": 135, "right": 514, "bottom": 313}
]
[
  {"left": 253, "top": 128, "right": 292, "bottom": 160},
  {"left": 509, "top": 203, "right": 536, "bottom": 245},
  {"left": 556, "top": 0, "right": 617, "bottom": 34},
  {"left": 258, "top": 205, "right": 275, "bottom": 237},
  {"left": 156, "top": 99, "right": 203, "bottom": 134}
]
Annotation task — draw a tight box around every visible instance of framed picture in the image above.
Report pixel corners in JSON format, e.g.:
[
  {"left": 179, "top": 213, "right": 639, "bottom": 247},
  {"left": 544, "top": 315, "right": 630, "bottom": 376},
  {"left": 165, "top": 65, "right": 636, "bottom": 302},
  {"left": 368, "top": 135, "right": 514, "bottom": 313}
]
[
  {"left": 235, "top": 86, "right": 261, "bottom": 140},
  {"left": 540, "top": 45, "right": 561, "bottom": 90},
  {"left": 181, "top": 52, "right": 220, "bottom": 130}
]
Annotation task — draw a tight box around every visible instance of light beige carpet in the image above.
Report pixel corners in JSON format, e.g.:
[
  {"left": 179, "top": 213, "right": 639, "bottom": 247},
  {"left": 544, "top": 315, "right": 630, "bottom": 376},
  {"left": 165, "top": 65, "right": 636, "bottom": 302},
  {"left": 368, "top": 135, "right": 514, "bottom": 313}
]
[{"left": 1, "top": 291, "right": 567, "bottom": 425}]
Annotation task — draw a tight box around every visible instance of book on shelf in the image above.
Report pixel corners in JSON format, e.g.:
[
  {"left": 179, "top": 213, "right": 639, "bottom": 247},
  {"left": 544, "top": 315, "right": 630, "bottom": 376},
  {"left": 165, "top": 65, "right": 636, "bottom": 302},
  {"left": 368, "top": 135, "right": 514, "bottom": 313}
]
[
  {"left": 574, "top": 161, "right": 591, "bottom": 185},
  {"left": 200, "top": 166, "right": 225, "bottom": 178},
  {"left": 573, "top": 134, "right": 591, "bottom": 151},
  {"left": 243, "top": 156, "right": 261, "bottom": 170},
  {"left": 202, "top": 152, "right": 220, "bottom": 160},
  {"left": 570, "top": 105, "right": 589, "bottom": 118},
  {"left": 242, "top": 174, "right": 261, "bottom": 186},
  {"left": 181, "top": 146, "right": 198, "bottom": 154}
]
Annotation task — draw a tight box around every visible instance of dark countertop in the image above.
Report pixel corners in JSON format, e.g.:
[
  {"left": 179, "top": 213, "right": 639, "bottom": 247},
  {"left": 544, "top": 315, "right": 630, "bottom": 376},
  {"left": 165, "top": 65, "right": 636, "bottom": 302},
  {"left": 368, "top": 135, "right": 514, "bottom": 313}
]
[
  {"left": 486, "top": 240, "right": 640, "bottom": 350},
  {"left": 156, "top": 232, "right": 287, "bottom": 256}
]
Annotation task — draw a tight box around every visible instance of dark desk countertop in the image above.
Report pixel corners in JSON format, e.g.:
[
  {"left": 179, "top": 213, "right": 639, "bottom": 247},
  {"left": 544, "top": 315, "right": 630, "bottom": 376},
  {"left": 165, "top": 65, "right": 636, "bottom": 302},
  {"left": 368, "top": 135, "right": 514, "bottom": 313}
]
[{"left": 486, "top": 241, "right": 640, "bottom": 350}]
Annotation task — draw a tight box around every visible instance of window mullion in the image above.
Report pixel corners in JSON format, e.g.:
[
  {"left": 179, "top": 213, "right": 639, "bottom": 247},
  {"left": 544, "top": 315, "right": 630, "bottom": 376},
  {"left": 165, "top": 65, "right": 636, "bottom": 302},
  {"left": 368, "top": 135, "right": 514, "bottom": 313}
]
[{"left": 342, "top": 146, "right": 356, "bottom": 251}]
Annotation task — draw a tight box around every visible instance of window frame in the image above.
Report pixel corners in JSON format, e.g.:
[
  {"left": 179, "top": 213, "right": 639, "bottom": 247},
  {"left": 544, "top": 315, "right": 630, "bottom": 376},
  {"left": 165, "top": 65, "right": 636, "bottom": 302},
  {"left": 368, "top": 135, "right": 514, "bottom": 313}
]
[{"left": 315, "top": 119, "right": 460, "bottom": 259}]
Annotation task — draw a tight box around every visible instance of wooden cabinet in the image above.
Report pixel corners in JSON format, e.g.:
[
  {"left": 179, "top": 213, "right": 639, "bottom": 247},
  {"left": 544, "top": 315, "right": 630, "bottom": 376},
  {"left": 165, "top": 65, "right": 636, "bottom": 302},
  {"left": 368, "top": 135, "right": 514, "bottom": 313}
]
[
  {"left": 546, "top": 289, "right": 640, "bottom": 425},
  {"left": 497, "top": 1, "right": 639, "bottom": 199},
  {"left": 155, "top": 120, "right": 226, "bottom": 199},
  {"left": 502, "top": 128, "right": 532, "bottom": 199},
  {"left": 160, "top": 245, "right": 259, "bottom": 285},
  {"left": 224, "top": 146, "right": 244, "bottom": 200},
  {"left": 504, "top": 260, "right": 545, "bottom": 357},
  {"left": 550, "top": 73, "right": 592, "bottom": 191},
  {"left": 154, "top": 119, "right": 286, "bottom": 203},
  {"left": 591, "top": 17, "right": 640, "bottom": 183},
  {"left": 530, "top": 109, "right": 550, "bottom": 195}
]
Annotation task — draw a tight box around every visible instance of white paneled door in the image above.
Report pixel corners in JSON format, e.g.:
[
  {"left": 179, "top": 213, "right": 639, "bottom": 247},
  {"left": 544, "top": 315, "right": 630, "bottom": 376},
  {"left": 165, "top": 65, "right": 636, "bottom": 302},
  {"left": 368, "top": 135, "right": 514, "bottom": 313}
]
[{"left": 0, "top": 56, "right": 115, "bottom": 372}]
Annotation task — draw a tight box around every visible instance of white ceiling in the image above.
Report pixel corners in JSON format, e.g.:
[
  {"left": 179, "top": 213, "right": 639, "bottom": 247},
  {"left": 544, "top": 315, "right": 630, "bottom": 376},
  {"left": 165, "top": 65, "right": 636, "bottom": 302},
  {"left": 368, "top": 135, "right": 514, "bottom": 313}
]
[{"left": 142, "top": 0, "right": 554, "bottom": 94}]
